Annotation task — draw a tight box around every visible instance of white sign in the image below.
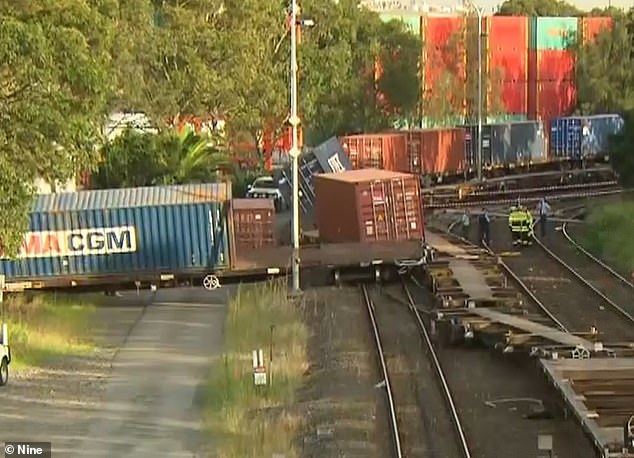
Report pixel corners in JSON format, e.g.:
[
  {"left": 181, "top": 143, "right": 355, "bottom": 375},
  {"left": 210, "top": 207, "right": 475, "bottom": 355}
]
[
  {"left": 252, "top": 349, "right": 267, "bottom": 386},
  {"left": 5, "top": 226, "right": 138, "bottom": 259}
]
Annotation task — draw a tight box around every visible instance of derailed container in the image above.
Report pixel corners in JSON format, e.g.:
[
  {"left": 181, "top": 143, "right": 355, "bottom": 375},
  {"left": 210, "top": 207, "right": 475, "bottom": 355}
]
[
  {"left": 0, "top": 183, "right": 231, "bottom": 285},
  {"left": 230, "top": 199, "right": 275, "bottom": 250},
  {"left": 464, "top": 121, "right": 547, "bottom": 168},
  {"left": 339, "top": 133, "right": 409, "bottom": 172},
  {"left": 405, "top": 128, "right": 466, "bottom": 176},
  {"left": 314, "top": 169, "right": 424, "bottom": 244},
  {"left": 549, "top": 114, "right": 625, "bottom": 159}
]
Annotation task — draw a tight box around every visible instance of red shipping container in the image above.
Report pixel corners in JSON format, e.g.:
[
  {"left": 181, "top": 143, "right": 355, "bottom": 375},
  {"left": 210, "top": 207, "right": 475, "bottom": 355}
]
[
  {"left": 339, "top": 134, "right": 409, "bottom": 172},
  {"left": 405, "top": 128, "right": 466, "bottom": 175},
  {"left": 580, "top": 16, "right": 612, "bottom": 44},
  {"left": 536, "top": 81, "right": 576, "bottom": 122},
  {"left": 486, "top": 16, "right": 529, "bottom": 82},
  {"left": 536, "top": 50, "right": 575, "bottom": 81},
  {"left": 422, "top": 16, "right": 466, "bottom": 102},
  {"left": 497, "top": 81, "right": 529, "bottom": 114},
  {"left": 231, "top": 199, "right": 276, "bottom": 249},
  {"left": 314, "top": 169, "right": 424, "bottom": 244}
]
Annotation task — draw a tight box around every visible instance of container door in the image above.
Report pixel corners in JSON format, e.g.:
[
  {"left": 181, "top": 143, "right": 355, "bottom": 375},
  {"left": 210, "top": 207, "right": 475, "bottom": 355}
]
[
  {"left": 408, "top": 133, "right": 421, "bottom": 174},
  {"left": 368, "top": 181, "right": 390, "bottom": 241},
  {"left": 385, "top": 177, "right": 422, "bottom": 241}
]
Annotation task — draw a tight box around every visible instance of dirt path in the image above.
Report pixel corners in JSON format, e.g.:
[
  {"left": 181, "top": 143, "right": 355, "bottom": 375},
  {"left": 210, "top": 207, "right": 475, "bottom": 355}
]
[{"left": 0, "top": 287, "right": 229, "bottom": 457}]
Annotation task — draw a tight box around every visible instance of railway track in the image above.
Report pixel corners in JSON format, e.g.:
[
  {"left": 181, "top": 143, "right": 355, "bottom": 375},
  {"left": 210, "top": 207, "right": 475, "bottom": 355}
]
[
  {"left": 361, "top": 282, "right": 471, "bottom": 458},
  {"left": 443, "top": 212, "right": 634, "bottom": 344},
  {"left": 424, "top": 181, "right": 621, "bottom": 209}
]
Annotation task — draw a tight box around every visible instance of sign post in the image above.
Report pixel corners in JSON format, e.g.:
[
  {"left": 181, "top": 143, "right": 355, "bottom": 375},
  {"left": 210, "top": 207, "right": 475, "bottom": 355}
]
[{"left": 252, "top": 349, "right": 267, "bottom": 387}]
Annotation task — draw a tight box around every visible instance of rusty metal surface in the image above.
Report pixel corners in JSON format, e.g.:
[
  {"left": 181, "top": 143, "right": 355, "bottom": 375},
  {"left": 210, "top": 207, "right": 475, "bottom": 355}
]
[
  {"left": 231, "top": 240, "right": 423, "bottom": 271},
  {"left": 541, "top": 358, "right": 634, "bottom": 452},
  {"left": 313, "top": 169, "right": 424, "bottom": 244}
]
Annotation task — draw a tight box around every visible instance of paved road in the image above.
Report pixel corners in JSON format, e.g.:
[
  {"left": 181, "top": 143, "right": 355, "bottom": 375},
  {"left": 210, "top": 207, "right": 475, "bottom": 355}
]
[{"left": 64, "top": 288, "right": 228, "bottom": 457}]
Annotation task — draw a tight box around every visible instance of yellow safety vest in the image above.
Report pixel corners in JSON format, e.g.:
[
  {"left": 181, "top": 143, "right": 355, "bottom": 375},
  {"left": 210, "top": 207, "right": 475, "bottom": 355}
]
[{"left": 509, "top": 211, "right": 524, "bottom": 232}]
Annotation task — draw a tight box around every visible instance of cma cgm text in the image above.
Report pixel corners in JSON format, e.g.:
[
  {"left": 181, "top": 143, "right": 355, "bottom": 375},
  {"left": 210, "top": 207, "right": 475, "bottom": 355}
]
[{"left": 8, "top": 226, "right": 138, "bottom": 259}]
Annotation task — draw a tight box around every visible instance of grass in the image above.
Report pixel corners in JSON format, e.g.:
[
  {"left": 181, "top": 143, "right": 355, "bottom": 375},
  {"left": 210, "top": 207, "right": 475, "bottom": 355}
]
[
  {"left": 2, "top": 292, "right": 98, "bottom": 370},
  {"left": 204, "top": 278, "right": 308, "bottom": 458},
  {"left": 581, "top": 199, "right": 634, "bottom": 274}
]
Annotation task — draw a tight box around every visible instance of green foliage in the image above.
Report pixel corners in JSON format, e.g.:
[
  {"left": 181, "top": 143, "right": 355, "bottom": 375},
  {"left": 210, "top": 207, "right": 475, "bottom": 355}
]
[
  {"left": 610, "top": 111, "right": 634, "bottom": 187},
  {"left": 0, "top": 1, "right": 114, "bottom": 255},
  {"left": 204, "top": 279, "right": 307, "bottom": 457},
  {"left": 91, "top": 128, "right": 229, "bottom": 189},
  {"left": 4, "top": 292, "right": 98, "bottom": 369},
  {"left": 581, "top": 199, "right": 634, "bottom": 274},
  {"left": 496, "top": 0, "right": 582, "bottom": 16}
]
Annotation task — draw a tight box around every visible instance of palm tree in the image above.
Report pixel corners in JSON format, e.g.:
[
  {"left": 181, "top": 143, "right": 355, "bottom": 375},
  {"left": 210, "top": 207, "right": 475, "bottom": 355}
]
[{"left": 160, "top": 127, "right": 230, "bottom": 184}]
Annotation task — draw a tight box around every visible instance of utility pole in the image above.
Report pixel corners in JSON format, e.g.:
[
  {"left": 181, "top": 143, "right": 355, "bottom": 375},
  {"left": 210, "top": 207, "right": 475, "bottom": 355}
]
[{"left": 289, "top": 0, "right": 301, "bottom": 294}]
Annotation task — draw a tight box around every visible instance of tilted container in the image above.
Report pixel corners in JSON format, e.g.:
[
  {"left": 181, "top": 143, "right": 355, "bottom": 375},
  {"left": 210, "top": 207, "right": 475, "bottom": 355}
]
[
  {"left": 0, "top": 183, "right": 232, "bottom": 286},
  {"left": 279, "top": 136, "right": 352, "bottom": 224},
  {"left": 549, "top": 114, "right": 625, "bottom": 159},
  {"left": 314, "top": 169, "right": 424, "bottom": 244}
]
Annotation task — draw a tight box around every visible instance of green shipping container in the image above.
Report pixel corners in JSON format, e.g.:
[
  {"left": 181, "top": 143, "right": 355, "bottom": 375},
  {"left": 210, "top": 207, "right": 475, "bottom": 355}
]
[
  {"left": 530, "top": 17, "right": 578, "bottom": 50},
  {"left": 379, "top": 12, "right": 421, "bottom": 36}
]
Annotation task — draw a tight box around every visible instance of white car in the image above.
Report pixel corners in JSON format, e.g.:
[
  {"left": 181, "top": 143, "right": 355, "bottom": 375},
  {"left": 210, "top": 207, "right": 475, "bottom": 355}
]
[{"left": 246, "top": 176, "right": 287, "bottom": 211}]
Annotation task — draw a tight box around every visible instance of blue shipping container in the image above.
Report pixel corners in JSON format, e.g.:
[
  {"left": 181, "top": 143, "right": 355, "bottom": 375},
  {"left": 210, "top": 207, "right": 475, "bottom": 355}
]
[
  {"left": 464, "top": 121, "right": 547, "bottom": 168},
  {"left": 549, "top": 114, "right": 625, "bottom": 159},
  {"left": 0, "top": 183, "right": 231, "bottom": 282},
  {"left": 280, "top": 136, "right": 353, "bottom": 224}
]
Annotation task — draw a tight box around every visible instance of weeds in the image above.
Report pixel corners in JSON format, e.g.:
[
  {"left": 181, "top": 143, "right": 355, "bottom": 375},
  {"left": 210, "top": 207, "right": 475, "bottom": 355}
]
[
  {"left": 581, "top": 199, "right": 634, "bottom": 274},
  {"left": 1, "top": 292, "right": 98, "bottom": 370},
  {"left": 204, "top": 278, "right": 308, "bottom": 458}
]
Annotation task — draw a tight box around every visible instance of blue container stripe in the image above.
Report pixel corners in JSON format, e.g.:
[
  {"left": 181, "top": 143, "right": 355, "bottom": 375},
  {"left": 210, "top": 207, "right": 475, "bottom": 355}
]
[
  {"left": 549, "top": 114, "right": 624, "bottom": 158},
  {"left": 32, "top": 182, "right": 231, "bottom": 212},
  {"left": 1, "top": 200, "right": 230, "bottom": 280}
]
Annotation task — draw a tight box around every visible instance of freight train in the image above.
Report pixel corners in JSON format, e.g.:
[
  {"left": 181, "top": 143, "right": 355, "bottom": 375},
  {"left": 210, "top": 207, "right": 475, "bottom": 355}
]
[
  {"left": 339, "top": 114, "right": 625, "bottom": 184},
  {"left": 0, "top": 176, "right": 426, "bottom": 292}
]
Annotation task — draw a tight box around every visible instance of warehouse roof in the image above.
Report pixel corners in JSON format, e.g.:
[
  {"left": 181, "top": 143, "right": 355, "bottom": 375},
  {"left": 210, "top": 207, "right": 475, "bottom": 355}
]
[{"left": 32, "top": 183, "right": 230, "bottom": 212}]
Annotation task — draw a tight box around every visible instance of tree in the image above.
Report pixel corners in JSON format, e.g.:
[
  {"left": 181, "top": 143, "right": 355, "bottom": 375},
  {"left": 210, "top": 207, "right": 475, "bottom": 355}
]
[
  {"left": 496, "top": 0, "right": 582, "bottom": 16},
  {"left": 609, "top": 111, "right": 634, "bottom": 186},
  {"left": 575, "top": 15, "right": 634, "bottom": 114},
  {"left": 0, "top": 1, "right": 114, "bottom": 254},
  {"left": 91, "top": 127, "right": 229, "bottom": 189}
]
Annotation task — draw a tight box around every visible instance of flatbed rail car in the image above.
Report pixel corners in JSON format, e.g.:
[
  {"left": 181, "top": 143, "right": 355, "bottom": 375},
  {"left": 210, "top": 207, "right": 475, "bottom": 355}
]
[{"left": 0, "top": 182, "right": 425, "bottom": 292}]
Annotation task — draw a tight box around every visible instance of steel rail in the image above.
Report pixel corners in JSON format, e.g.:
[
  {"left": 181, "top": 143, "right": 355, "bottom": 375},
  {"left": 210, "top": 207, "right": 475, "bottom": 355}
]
[
  {"left": 533, "top": 232, "right": 634, "bottom": 327},
  {"left": 424, "top": 180, "right": 618, "bottom": 199},
  {"left": 562, "top": 222, "right": 634, "bottom": 289},
  {"left": 443, "top": 222, "right": 568, "bottom": 331},
  {"left": 400, "top": 280, "right": 473, "bottom": 458},
  {"left": 360, "top": 284, "right": 403, "bottom": 458},
  {"left": 426, "top": 188, "right": 622, "bottom": 210}
]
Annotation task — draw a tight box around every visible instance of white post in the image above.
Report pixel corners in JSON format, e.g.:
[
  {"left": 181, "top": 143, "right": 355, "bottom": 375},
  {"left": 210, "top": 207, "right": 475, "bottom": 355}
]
[{"left": 289, "top": 0, "right": 301, "bottom": 294}]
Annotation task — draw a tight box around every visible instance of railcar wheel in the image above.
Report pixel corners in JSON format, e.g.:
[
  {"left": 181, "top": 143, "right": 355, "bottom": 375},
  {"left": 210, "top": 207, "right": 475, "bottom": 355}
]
[
  {"left": 203, "top": 274, "right": 221, "bottom": 290},
  {"left": 333, "top": 269, "right": 341, "bottom": 287},
  {"left": 0, "top": 357, "right": 8, "bottom": 386}
]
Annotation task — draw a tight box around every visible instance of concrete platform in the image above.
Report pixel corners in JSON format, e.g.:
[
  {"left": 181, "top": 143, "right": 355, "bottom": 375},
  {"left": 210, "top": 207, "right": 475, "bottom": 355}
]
[{"left": 541, "top": 357, "right": 634, "bottom": 453}]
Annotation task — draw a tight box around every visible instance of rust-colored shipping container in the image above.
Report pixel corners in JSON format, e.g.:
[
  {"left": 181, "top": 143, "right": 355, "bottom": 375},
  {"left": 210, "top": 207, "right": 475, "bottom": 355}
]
[
  {"left": 339, "top": 133, "right": 409, "bottom": 172},
  {"left": 314, "top": 169, "right": 424, "bottom": 244},
  {"left": 230, "top": 198, "right": 276, "bottom": 251},
  {"left": 405, "top": 128, "right": 466, "bottom": 176}
]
